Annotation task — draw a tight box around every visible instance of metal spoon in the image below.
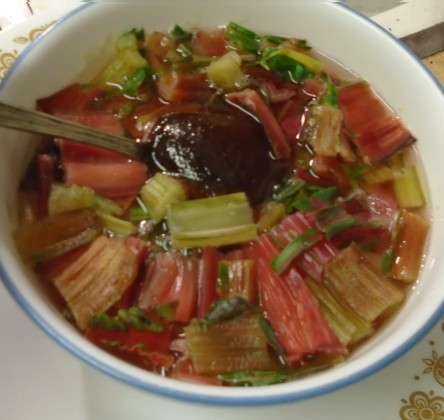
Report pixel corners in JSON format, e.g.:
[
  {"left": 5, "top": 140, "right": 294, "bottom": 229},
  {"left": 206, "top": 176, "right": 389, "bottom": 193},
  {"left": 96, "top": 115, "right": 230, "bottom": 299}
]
[{"left": 0, "top": 101, "right": 143, "bottom": 160}]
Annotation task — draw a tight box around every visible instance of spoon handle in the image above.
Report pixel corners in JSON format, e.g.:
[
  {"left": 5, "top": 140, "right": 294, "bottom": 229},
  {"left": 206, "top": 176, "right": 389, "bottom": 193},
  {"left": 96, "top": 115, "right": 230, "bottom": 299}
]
[{"left": 0, "top": 101, "right": 142, "bottom": 160}]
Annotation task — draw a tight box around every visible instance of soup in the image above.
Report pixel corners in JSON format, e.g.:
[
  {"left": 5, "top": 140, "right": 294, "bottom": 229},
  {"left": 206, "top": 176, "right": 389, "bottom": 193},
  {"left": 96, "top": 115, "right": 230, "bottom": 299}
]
[{"left": 14, "top": 22, "right": 429, "bottom": 386}]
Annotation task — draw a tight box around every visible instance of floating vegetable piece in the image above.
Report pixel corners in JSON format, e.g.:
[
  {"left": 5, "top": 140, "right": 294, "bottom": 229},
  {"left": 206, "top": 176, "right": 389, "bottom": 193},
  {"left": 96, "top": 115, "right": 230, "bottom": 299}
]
[
  {"left": 137, "top": 252, "right": 199, "bottom": 323},
  {"left": 390, "top": 209, "right": 430, "bottom": 282},
  {"left": 95, "top": 46, "right": 148, "bottom": 89},
  {"left": 226, "top": 22, "right": 261, "bottom": 53},
  {"left": 97, "top": 211, "right": 138, "bottom": 236},
  {"left": 261, "top": 46, "right": 323, "bottom": 81},
  {"left": 248, "top": 234, "right": 347, "bottom": 365},
  {"left": 167, "top": 192, "right": 257, "bottom": 249},
  {"left": 307, "top": 105, "right": 352, "bottom": 160},
  {"left": 338, "top": 82, "right": 414, "bottom": 164},
  {"left": 393, "top": 166, "right": 426, "bottom": 208},
  {"left": 185, "top": 311, "right": 277, "bottom": 375},
  {"left": 216, "top": 261, "right": 257, "bottom": 304},
  {"left": 48, "top": 183, "right": 95, "bottom": 216},
  {"left": 45, "top": 235, "right": 138, "bottom": 330},
  {"left": 256, "top": 201, "right": 287, "bottom": 232},
  {"left": 14, "top": 208, "right": 100, "bottom": 262},
  {"left": 306, "top": 278, "right": 373, "bottom": 346},
  {"left": 271, "top": 227, "right": 321, "bottom": 274},
  {"left": 156, "top": 71, "right": 210, "bottom": 102},
  {"left": 323, "top": 244, "right": 404, "bottom": 322},
  {"left": 140, "top": 172, "right": 187, "bottom": 223},
  {"left": 218, "top": 370, "right": 291, "bottom": 386},
  {"left": 207, "top": 51, "right": 243, "bottom": 89}
]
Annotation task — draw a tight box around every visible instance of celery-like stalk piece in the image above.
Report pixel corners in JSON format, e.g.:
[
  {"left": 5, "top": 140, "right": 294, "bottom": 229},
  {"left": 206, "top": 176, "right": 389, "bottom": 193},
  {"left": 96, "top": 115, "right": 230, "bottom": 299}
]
[
  {"left": 93, "top": 194, "right": 124, "bottom": 216},
  {"left": 390, "top": 209, "right": 430, "bottom": 282},
  {"left": 307, "top": 278, "right": 373, "bottom": 345},
  {"left": 362, "top": 163, "right": 397, "bottom": 184},
  {"left": 48, "top": 235, "right": 138, "bottom": 330},
  {"left": 115, "top": 28, "right": 145, "bottom": 52},
  {"left": 256, "top": 201, "right": 286, "bottom": 232},
  {"left": 97, "top": 211, "right": 137, "bottom": 236},
  {"left": 217, "top": 260, "right": 257, "bottom": 304},
  {"left": 277, "top": 46, "right": 324, "bottom": 73},
  {"left": 48, "top": 183, "right": 95, "bottom": 216},
  {"left": 14, "top": 208, "right": 100, "bottom": 262},
  {"left": 129, "top": 198, "right": 150, "bottom": 222},
  {"left": 323, "top": 245, "right": 404, "bottom": 322},
  {"left": 95, "top": 48, "right": 148, "bottom": 89},
  {"left": 167, "top": 192, "right": 257, "bottom": 249},
  {"left": 308, "top": 105, "right": 344, "bottom": 158},
  {"left": 140, "top": 172, "right": 187, "bottom": 223},
  {"left": 184, "top": 313, "right": 277, "bottom": 375},
  {"left": 207, "top": 51, "right": 243, "bottom": 89},
  {"left": 48, "top": 183, "right": 124, "bottom": 216},
  {"left": 393, "top": 166, "right": 426, "bottom": 208}
]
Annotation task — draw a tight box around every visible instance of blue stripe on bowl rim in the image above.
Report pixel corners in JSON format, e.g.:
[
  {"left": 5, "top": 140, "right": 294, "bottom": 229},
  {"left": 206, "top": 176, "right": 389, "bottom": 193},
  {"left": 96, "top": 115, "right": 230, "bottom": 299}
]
[{"left": 1, "top": 0, "right": 444, "bottom": 406}]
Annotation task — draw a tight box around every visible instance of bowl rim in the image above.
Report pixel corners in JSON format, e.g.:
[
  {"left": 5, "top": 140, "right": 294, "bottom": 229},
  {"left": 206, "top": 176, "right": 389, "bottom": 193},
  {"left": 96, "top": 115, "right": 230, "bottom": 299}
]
[{"left": 1, "top": 0, "right": 444, "bottom": 407}]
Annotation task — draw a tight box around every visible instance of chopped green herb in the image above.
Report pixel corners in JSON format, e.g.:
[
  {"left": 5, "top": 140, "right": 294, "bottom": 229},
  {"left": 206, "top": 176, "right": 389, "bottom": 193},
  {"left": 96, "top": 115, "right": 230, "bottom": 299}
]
[
  {"left": 154, "top": 303, "right": 177, "bottom": 323},
  {"left": 170, "top": 24, "right": 192, "bottom": 42},
  {"left": 262, "top": 35, "right": 286, "bottom": 45},
  {"left": 381, "top": 248, "right": 395, "bottom": 275},
  {"left": 261, "top": 46, "right": 323, "bottom": 82},
  {"left": 219, "top": 370, "right": 290, "bottom": 386},
  {"left": 122, "top": 66, "right": 155, "bottom": 95},
  {"left": 272, "top": 178, "right": 306, "bottom": 203},
  {"left": 117, "top": 307, "right": 165, "bottom": 332},
  {"left": 88, "top": 312, "right": 128, "bottom": 332},
  {"left": 217, "top": 262, "right": 230, "bottom": 290},
  {"left": 347, "top": 164, "right": 369, "bottom": 180},
  {"left": 88, "top": 307, "right": 165, "bottom": 333},
  {"left": 271, "top": 227, "right": 320, "bottom": 274},
  {"left": 259, "top": 315, "right": 285, "bottom": 356},
  {"left": 226, "top": 22, "right": 261, "bottom": 53},
  {"left": 311, "top": 186, "right": 340, "bottom": 203},
  {"left": 127, "top": 27, "right": 145, "bottom": 42},
  {"left": 323, "top": 77, "right": 338, "bottom": 107},
  {"left": 325, "top": 216, "right": 359, "bottom": 240}
]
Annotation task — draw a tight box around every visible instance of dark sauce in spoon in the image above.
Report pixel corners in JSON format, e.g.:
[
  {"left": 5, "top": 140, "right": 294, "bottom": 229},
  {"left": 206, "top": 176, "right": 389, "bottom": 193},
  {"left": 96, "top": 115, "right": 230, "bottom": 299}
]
[{"left": 147, "top": 101, "right": 290, "bottom": 204}]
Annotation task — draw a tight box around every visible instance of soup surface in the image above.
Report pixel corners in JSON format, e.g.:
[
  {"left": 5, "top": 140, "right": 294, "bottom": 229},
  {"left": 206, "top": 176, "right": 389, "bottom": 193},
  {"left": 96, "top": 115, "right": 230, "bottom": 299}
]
[{"left": 14, "top": 23, "right": 430, "bottom": 386}]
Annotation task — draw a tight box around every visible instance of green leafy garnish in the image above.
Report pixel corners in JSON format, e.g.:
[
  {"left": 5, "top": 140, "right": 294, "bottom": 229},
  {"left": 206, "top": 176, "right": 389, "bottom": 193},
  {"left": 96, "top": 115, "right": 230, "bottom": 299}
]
[
  {"left": 271, "top": 227, "right": 320, "bottom": 274},
  {"left": 219, "top": 370, "right": 290, "bottom": 386},
  {"left": 88, "top": 312, "right": 128, "bottom": 332},
  {"left": 170, "top": 24, "right": 192, "bottom": 42},
  {"left": 226, "top": 22, "right": 261, "bottom": 53},
  {"left": 217, "top": 262, "right": 230, "bottom": 290},
  {"left": 88, "top": 307, "right": 165, "bottom": 333},
  {"left": 324, "top": 77, "right": 338, "bottom": 107},
  {"left": 154, "top": 303, "right": 177, "bottom": 323},
  {"left": 117, "top": 307, "right": 165, "bottom": 332},
  {"left": 381, "top": 248, "right": 395, "bottom": 275},
  {"left": 261, "top": 46, "right": 323, "bottom": 82},
  {"left": 127, "top": 27, "right": 145, "bottom": 42},
  {"left": 122, "top": 66, "right": 156, "bottom": 95},
  {"left": 272, "top": 178, "right": 306, "bottom": 203}
]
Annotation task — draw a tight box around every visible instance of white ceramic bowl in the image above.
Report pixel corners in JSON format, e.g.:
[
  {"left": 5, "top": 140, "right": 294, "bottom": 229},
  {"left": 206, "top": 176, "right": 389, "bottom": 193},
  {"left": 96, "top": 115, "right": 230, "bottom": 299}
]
[{"left": 1, "top": 0, "right": 444, "bottom": 406}]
